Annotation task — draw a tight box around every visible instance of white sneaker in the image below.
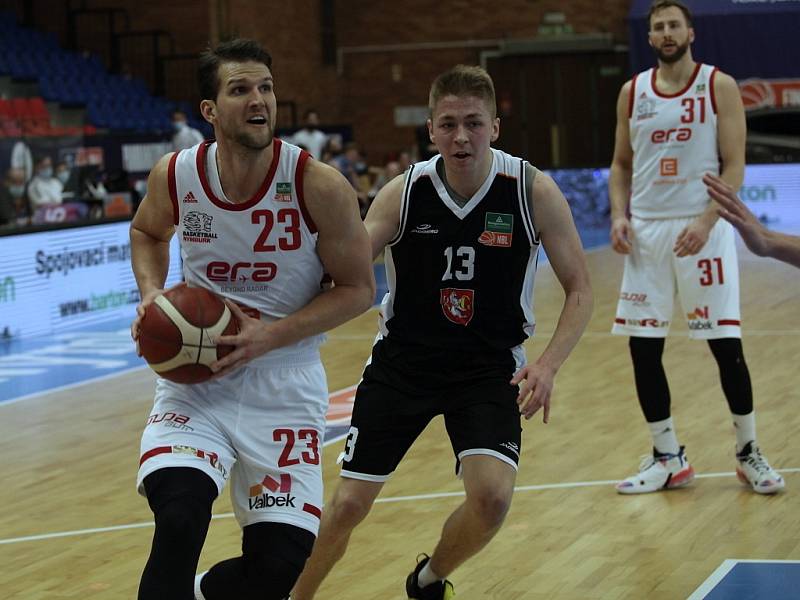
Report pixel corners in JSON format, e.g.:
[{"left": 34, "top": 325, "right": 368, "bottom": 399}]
[
  {"left": 736, "top": 442, "right": 785, "bottom": 494},
  {"left": 616, "top": 446, "right": 695, "bottom": 494}
]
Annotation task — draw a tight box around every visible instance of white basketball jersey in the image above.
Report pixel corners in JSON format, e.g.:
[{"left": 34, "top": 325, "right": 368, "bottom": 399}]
[
  {"left": 169, "top": 138, "right": 325, "bottom": 361},
  {"left": 629, "top": 63, "right": 720, "bottom": 219}
]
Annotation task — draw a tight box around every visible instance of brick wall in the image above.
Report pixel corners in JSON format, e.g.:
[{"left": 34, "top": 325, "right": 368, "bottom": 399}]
[{"left": 22, "top": 0, "right": 635, "bottom": 166}]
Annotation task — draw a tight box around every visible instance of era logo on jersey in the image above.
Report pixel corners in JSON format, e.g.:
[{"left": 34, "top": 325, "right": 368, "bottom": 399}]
[
  {"left": 660, "top": 158, "right": 678, "bottom": 177},
  {"left": 207, "top": 261, "right": 278, "bottom": 282},
  {"left": 182, "top": 211, "right": 218, "bottom": 243},
  {"left": 651, "top": 128, "right": 692, "bottom": 143},
  {"left": 440, "top": 288, "right": 475, "bottom": 326}
]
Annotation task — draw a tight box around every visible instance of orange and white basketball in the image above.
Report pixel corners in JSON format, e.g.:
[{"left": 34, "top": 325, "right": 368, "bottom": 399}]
[{"left": 138, "top": 285, "right": 238, "bottom": 383}]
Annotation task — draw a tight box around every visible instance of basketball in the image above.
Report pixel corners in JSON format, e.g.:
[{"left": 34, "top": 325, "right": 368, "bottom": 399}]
[{"left": 138, "top": 285, "right": 239, "bottom": 384}]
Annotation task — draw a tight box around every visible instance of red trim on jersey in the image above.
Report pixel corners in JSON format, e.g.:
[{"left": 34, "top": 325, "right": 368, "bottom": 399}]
[
  {"left": 167, "top": 151, "right": 180, "bottom": 225},
  {"left": 195, "top": 138, "right": 283, "bottom": 211},
  {"left": 717, "top": 319, "right": 740, "bottom": 326},
  {"left": 709, "top": 67, "right": 719, "bottom": 114},
  {"left": 139, "top": 446, "right": 173, "bottom": 466},
  {"left": 614, "top": 318, "right": 626, "bottom": 325},
  {"left": 628, "top": 73, "right": 639, "bottom": 119},
  {"left": 302, "top": 503, "right": 322, "bottom": 519},
  {"left": 295, "top": 150, "right": 317, "bottom": 233},
  {"left": 650, "top": 62, "right": 702, "bottom": 98}
]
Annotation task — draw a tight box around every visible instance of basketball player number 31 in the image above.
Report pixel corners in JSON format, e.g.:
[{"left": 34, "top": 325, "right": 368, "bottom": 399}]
[
  {"left": 274, "top": 428, "right": 320, "bottom": 466},
  {"left": 698, "top": 257, "right": 724, "bottom": 286}
]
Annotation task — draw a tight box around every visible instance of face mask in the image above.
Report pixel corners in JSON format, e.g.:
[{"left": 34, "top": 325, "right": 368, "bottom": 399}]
[
  {"left": 57, "top": 171, "right": 70, "bottom": 184},
  {"left": 8, "top": 185, "right": 24, "bottom": 198},
  {"left": 173, "top": 121, "right": 187, "bottom": 132},
  {"left": 40, "top": 167, "right": 53, "bottom": 178}
]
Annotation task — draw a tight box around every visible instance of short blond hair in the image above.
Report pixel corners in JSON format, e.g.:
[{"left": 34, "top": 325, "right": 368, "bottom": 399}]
[{"left": 429, "top": 65, "right": 496, "bottom": 117}]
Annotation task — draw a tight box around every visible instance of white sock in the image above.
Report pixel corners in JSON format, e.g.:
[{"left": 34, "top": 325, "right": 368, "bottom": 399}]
[
  {"left": 733, "top": 412, "right": 756, "bottom": 453},
  {"left": 418, "top": 560, "right": 444, "bottom": 588},
  {"left": 648, "top": 417, "right": 680, "bottom": 455},
  {"left": 194, "top": 571, "right": 208, "bottom": 600}
]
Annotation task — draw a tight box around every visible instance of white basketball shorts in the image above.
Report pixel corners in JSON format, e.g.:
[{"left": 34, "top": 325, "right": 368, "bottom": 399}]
[
  {"left": 137, "top": 356, "right": 328, "bottom": 535},
  {"left": 612, "top": 216, "right": 741, "bottom": 339}
]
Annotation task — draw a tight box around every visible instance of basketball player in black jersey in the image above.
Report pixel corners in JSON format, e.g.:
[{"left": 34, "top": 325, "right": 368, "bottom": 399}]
[{"left": 291, "top": 66, "right": 593, "bottom": 599}]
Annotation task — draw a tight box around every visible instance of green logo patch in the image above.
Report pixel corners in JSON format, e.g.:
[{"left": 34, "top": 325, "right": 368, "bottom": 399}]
[
  {"left": 276, "top": 182, "right": 292, "bottom": 195},
  {"left": 485, "top": 212, "right": 513, "bottom": 234}
]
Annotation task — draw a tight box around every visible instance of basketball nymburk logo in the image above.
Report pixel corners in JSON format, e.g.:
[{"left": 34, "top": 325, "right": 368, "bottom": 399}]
[
  {"left": 183, "top": 191, "right": 198, "bottom": 203},
  {"left": 275, "top": 182, "right": 292, "bottom": 202},
  {"left": 478, "top": 212, "right": 513, "bottom": 247},
  {"left": 636, "top": 93, "right": 657, "bottom": 121},
  {"left": 182, "top": 211, "right": 218, "bottom": 244},
  {"left": 248, "top": 473, "right": 296, "bottom": 510}
]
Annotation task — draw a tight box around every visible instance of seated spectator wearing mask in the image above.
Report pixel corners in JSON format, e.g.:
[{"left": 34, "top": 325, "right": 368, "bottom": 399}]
[
  {"left": 171, "top": 109, "right": 204, "bottom": 151},
  {"left": 27, "top": 156, "right": 63, "bottom": 209}
]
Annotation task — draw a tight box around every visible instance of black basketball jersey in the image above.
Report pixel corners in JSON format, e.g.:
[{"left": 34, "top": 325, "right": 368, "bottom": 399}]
[{"left": 379, "top": 148, "right": 540, "bottom": 352}]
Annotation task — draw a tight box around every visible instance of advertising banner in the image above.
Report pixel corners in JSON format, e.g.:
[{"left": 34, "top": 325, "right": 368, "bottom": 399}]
[{"left": 0, "top": 221, "right": 182, "bottom": 338}]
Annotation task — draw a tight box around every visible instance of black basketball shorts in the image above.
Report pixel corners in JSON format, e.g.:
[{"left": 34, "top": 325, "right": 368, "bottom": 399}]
[{"left": 338, "top": 336, "right": 523, "bottom": 481}]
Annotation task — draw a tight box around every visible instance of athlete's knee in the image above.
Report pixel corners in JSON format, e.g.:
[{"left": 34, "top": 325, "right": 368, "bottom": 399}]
[
  {"left": 326, "top": 481, "right": 378, "bottom": 529},
  {"left": 629, "top": 336, "right": 665, "bottom": 363},
  {"left": 144, "top": 467, "right": 216, "bottom": 543},
  {"left": 707, "top": 338, "right": 747, "bottom": 367},
  {"left": 467, "top": 486, "right": 513, "bottom": 529},
  {"left": 242, "top": 523, "right": 315, "bottom": 598}
]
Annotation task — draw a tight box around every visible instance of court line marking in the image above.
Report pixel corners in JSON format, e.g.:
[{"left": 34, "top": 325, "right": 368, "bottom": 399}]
[
  {"left": 2, "top": 467, "right": 798, "bottom": 546},
  {"left": 687, "top": 559, "right": 800, "bottom": 600}
]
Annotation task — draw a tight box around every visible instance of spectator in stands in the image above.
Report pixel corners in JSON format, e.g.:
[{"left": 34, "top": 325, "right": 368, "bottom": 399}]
[
  {"left": 55, "top": 161, "right": 78, "bottom": 202},
  {"left": 0, "top": 167, "right": 27, "bottom": 229},
  {"left": 27, "top": 156, "right": 62, "bottom": 209},
  {"left": 291, "top": 109, "right": 328, "bottom": 159},
  {"left": 171, "top": 109, "right": 204, "bottom": 151}
]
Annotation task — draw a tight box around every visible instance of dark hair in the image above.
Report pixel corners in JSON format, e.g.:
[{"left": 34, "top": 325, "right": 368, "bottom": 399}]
[
  {"left": 648, "top": 0, "right": 693, "bottom": 29},
  {"left": 429, "top": 64, "right": 496, "bottom": 117},
  {"left": 197, "top": 38, "right": 273, "bottom": 101}
]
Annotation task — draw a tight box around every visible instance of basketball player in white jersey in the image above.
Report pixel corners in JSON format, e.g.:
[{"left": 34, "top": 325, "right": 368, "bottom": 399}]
[
  {"left": 291, "top": 66, "right": 592, "bottom": 599},
  {"left": 129, "top": 39, "right": 375, "bottom": 600},
  {"left": 610, "top": 1, "right": 783, "bottom": 494}
]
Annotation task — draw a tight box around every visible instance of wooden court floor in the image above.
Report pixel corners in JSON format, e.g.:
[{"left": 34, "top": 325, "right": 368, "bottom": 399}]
[{"left": 1, "top": 244, "right": 798, "bottom": 599}]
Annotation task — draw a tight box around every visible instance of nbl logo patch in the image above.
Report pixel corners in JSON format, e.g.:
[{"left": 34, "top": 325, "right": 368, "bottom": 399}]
[
  {"left": 479, "top": 212, "right": 513, "bottom": 247},
  {"left": 275, "top": 182, "right": 293, "bottom": 202}
]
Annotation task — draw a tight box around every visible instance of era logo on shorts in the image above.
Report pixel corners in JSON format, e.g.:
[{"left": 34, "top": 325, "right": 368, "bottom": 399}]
[
  {"left": 660, "top": 158, "right": 678, "bottom": 177},
  {"left": 651, "top": 128, "right": 692, "bottom": 143},
  {"left": 248, "top": 473, "right": 297, "bottom": 510},
  {"left": 440, "top": 288, "right": 475, "bottom": 326}
]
